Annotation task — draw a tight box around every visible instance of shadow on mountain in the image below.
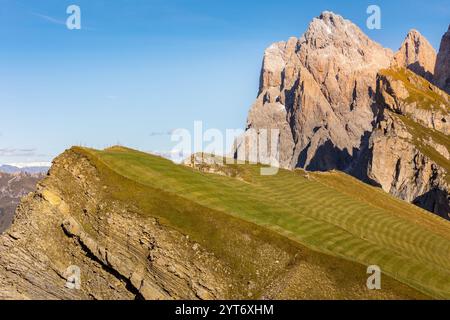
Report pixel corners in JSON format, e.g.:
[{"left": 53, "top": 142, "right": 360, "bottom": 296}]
[
  {"left": 407, "top": 62, "right": 434, "bottom": 82},
  {"left": 304, "top": 140, "right": 352, "bottom": 172},
  {"left": 413, "top": 188, "right": 450, "bottom": 221}
]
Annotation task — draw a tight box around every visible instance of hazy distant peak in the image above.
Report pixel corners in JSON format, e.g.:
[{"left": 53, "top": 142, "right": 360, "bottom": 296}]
[{"left": 5, "top": 162, "right": 52, "bottom": 168}]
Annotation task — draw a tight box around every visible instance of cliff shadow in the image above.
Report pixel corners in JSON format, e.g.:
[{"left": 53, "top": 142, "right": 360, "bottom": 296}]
[
  {"left": 304, "top": 140, "right": 353, "bottom": 172},
  {"left": 413, "top": 188, "right": 450, "bottom": 221},
  {"left": 407, "top": 62, "right": 434, "bottom": 82}
]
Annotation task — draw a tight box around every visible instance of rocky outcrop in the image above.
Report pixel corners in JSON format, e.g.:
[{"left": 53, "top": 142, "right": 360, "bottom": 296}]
[
  {"left": 235, "top": 12, "right": 449, "bottom": 218},
  {"left": 183, "top": 153, "right": 247, "bottom": 179},
  {"left": 392, "top": 30, "right": 436, "bottom": 81},
  {"left": 0, "top": 150, "right": 227, "bottom": 299},
  {"left": 368, "top": 111, "right": 449, "bottom": 219},
  {"left": 368, "top": 68, "right": 449, "bottom": 219},
  {"left": 377, "top": 68, "right": 449, "bottom": 134},
  {"left": 2, "top": 148, "right": 417, "bottom": 300},
  {"left": 434, "top": 26, "right": 450, "bottom": 94},
  {"left": 236, "top": 11, "right": 393, "bottom": 171}
]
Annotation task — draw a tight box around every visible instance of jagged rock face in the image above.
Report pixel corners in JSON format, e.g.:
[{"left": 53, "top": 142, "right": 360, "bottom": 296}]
[
  {"left": 4, "top": 149, "right": 404, "bottom": 300},
  {"left": 368, "top": 70, "right": 449, "bottom": 219},
  {"left": 392, "top": 30, "right": 436, "bottom": 81},
  {"left": 0, "top": 151, "right": 228, "bottom": 299},
  {"left": 368, "top": 110, "right": 449, "bottom": 219},
  {"left": 377, "top": 68, "right": 449, "bottom": 134},
  {"left": 236, "top": 12, "right": 393, "bottom": 171},
  {"left": 236, "top": 12, "right": 448, "bottom": 218},
  {"left": 435, "top": 26, "right": 450, "bottom": 94}
]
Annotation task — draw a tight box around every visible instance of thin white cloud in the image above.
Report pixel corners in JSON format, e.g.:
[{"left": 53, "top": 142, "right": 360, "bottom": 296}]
[
  {"left": 150, "top": 149, "right": 187, "bottom": 163},
  {"left": 30, "top": 10, "right": 95, "bottom": 30},
  {"left": 0, "top": 148, "right": 37, "bottom": 157},
  {"left": 5, "top": 162, "right": 52, "bottom": 168},
  {"left": 31, "top": 12, "right": 66, "bottom": 26},
  {"left": 149, "top": 129, "right": 176, "bottom": 137}
]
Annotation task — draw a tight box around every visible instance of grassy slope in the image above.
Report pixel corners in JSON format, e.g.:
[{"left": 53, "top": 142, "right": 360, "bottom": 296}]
[
  {"left": 395, "top": 114, "right": 450, "bottom": 184},
  {"left": 380, "top": 67, "right": 449, "bottom": 184},
  {"left": 380, "top": 68, "right": 448, "bottom": 114},
  {"left": 76, "top": 146, "right": 450, "bottom": 299}
]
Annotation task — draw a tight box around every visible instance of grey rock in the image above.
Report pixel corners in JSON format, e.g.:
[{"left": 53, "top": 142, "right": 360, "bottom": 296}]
[
  {"left": 236, "top": 11, "right": 393, "bottom": 171},
  {"left": 392, "top": 29, "right": 436, "bottom": 81},
  {"left": 434, "top": 25, "right": 450, "bottom": 94}
]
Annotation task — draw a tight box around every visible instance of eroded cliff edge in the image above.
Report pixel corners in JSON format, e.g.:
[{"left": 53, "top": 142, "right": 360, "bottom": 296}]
[
  {"left": 368, "top": 68, "right": 449, "bottom": 218},
  {"left": 0, "top": 149, "right": 226, "bottom": 299},
  {"left": 0, "top": 148, "right": 426, "bottom": 300}
]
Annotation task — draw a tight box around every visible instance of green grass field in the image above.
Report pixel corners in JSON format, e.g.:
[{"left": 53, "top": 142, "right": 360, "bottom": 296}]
[{"left": 75, "top": 146, "right": 450, "bottom": 299}]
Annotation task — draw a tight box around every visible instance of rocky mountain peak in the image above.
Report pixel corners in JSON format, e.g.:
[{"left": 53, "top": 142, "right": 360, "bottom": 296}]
[
  {"left": 259, "top": 12, "right": 393, "bottom": 94},
  {"left": 434, "top": 25, "right": 450, "bottom": 94},
  {"left": 244, "top": 12, "right": 393, "bottom": 170},
  {"left": 298, "top": 11, "right": 393, "bottom": 85},
  {"left": 304, "top": 11, "right": 349, "bottom": 42},
  {"left": 392, "top": 29, "right": 436, "bottom": 81},
  {"left": 237, "top": 13, "right": 448, "bottom": 218},
  {"left": 301, "top": 11, "right": 386, "bottom": 56}
]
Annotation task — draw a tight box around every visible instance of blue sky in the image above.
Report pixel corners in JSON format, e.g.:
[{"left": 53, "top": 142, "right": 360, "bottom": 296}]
[{"left": 0, "top": 0, "right": 449, "bottom": 164}]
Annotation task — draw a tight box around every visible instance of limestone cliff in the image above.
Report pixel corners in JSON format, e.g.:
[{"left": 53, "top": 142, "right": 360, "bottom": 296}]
[
  {"left": 434, "top": 25, "right": 450, "bottom": 94},
  {"left": 368, "top": 68, "right": 449, "bottom": 218},
  {"left": 392, "top": 30, "right": 436, "bottom": 81},
  {"left": 1, "top": 147, "right": 422, "bottom": 299},
  {"left": 236, "top": 11, "right": 393, "bottom": 171},
  {"left": 0, "top": 150, "right": 226, "bottom": 299},
  {"left": 236, "top": 12, "right": 448, "bottom": 218}
]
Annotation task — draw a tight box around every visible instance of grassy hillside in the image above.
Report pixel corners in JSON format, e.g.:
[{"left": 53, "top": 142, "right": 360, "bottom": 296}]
[
  {"left": 378, "top": 69, "right": 449, "bottom": 184},
  {"left": 380, "top": 67, "right": 449, "bottom": 114},
  {"left": 393, "top": 114, "right": 450, "bottom": 184},
  {"left": 74, "top": 146, "right": 450, "bottom": 299}
]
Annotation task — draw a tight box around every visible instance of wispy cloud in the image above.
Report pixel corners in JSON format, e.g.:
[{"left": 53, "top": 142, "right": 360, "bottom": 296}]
[
  {"left": 30, "top": 10, "right": 94, "bottom": 30},
  {"left": 149, "top": 129, "right": 176, "bottom": 137},
  {"left": 0, "top": 148, "right": 39, "bottom": 157},
  {"left": 31, "top": 12, "right": 66, "bottom": 26},
  {"left": 149, "top": 149, "right": 187, "bottom": 163}
]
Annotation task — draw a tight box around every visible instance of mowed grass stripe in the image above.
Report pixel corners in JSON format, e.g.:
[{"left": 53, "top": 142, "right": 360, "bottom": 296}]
[
  {"left": 84, "top": 147, "right": 450, "bottom": 298},
  {"left": 254, "top": 174, "right": 450, "bottom": 271},
  {"left": 258, "top": 186, "right": 450, "bottom": 272}
]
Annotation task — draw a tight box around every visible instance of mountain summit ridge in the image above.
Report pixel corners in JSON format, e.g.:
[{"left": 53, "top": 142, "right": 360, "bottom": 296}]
[
  {"left": 238, "top": 11, "right": 393, "bottom": 171},
  {"left": 392, "top": 29, "right": 437, "bottom": 81},
  {"left": 1, "top": 146, "right": 447, "bottom": 299},
  {"left": 236, "top": 12, "right": 449, "bottom": 218}
]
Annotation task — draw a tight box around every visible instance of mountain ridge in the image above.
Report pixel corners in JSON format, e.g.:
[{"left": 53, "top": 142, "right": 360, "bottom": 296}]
[
  {"left": 1, "top": 11, "right": 449, "bottom": 301},
  {"left": 235, "top": 11, "right": 449, "bottom": 219},
  {"left": 392, "top": 29, "right": 436, "bottom": 81},
  {"left": 2, "top": 146, "right": 447, "bottom": 299}
]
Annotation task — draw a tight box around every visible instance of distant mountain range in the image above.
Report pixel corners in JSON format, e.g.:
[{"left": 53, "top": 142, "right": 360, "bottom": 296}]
[
  {"left": 0, "top": 171, "right": 46, "bottom": 233},
  {"left": 0, "top": 163, "right": 50, "bottom": 175}
]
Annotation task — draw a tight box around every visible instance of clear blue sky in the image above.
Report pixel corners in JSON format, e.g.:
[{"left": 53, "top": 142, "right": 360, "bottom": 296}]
[{"left": 1, "top": 0, "right": 449, "bottom": 164}]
